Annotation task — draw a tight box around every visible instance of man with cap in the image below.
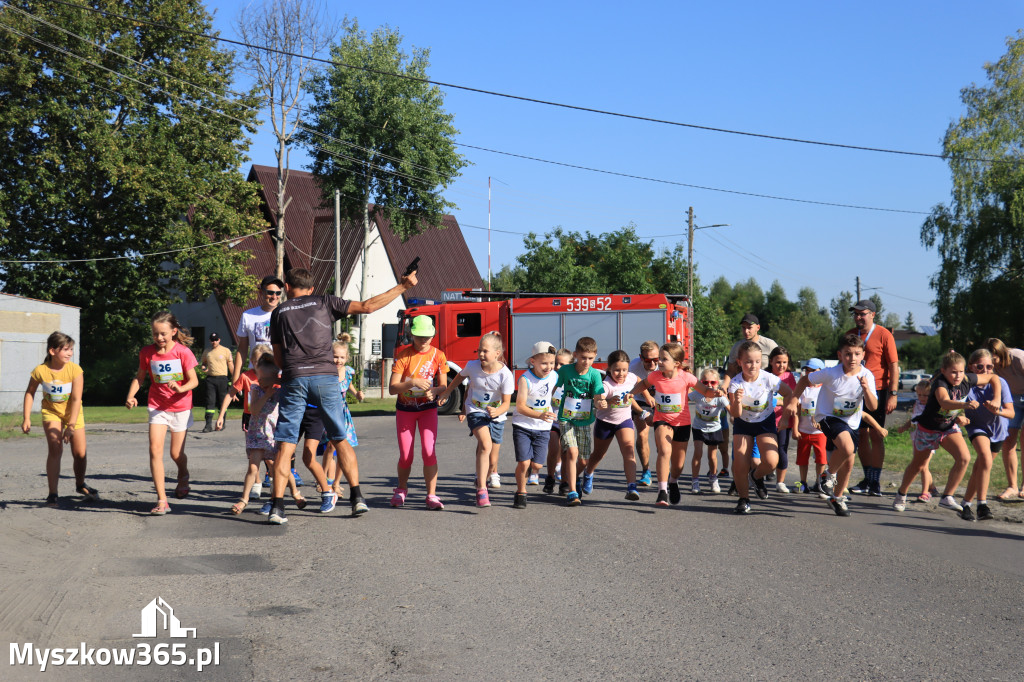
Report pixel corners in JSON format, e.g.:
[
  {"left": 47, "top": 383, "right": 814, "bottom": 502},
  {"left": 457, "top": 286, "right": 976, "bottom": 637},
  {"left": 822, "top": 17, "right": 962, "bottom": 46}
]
[
  {"left": 200, "top": 332, "right": 234, "bottom": 432},
  {"left": 726, "top": 314, "right": 778, "bottom": 377},
  {"left": 844, "top": 299, "right": 898, "bottom": 496},
  {"left": 232, "top": 274, "right": 285, "bottom": 384}
]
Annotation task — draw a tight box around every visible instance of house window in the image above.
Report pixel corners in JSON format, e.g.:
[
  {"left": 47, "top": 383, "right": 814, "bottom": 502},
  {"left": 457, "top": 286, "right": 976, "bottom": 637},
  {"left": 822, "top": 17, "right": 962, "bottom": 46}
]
[{"left": 456, "top": 313, "right": 481, "bottom": 337}]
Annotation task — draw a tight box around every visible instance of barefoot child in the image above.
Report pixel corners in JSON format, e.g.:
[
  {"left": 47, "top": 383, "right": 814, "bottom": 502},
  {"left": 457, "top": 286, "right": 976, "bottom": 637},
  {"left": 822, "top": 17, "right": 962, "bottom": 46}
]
[
  {"left": 959, "top": 349, "right": 1014, "bottom": 521},
  {"left": 21, "top": 332, "right": 97, "bottom": 506},
  {"left": 436, "top": 332, "right": 514, "bottom": 508},
  {"left": 689, "top": 367, "right": 730, "bottom": 494},
  {"left": 388, "top": 317, "right": 447, "bottom": 510},
  {"left": 582, "top": 350, "right": 643, "bottom": 501},
  {"left": 230, "top": 355, "right": 306, "bottom": 514},
  {"left": 511, "top": 342, "right": 558, "bottom": 508},
  {"left": 787, "top": 335, "right": 876, "bottom": 516},
  {"left": 728, "top": 341, "right": 795, "bottom": 514},
  {"left": 554, "top": 337, "right": 608, "bottom": 506},
  {"left": 893, "top": 351, "right": 1002, "bottom": 514},
  {"left": 542, "top": 348, "right": 573, "bottom": 494},
  {"left": 125, "top": 312, "right": 198, "bottom": 515},
  {"left": 632, "top": 342, "right": 723, "bottom": 507}
]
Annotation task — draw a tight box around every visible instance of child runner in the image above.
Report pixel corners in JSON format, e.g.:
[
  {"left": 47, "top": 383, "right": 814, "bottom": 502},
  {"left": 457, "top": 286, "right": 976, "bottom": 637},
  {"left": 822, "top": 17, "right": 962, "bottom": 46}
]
[
  {"left": 793, "top": 358, "right": 827, "bottom": 497},
  {"left": 321, "top": 333, "right": 364, "bottom": 499},
  {"left": 388, "top": 317, "right": 447, "bottom": 510},
  {"left": 787, "top": 335, "right": 876, "bottom": 516},
  {"left": 125, "top": 311, "right": 198, "bottom": 515},
  {"left": 21, "top": 332, "right": 97, "bottom": 506},
  {"left": 542, "top": 348, "right": 573, "bottom": 494},
  {"left": 689, "top": 367, "right": 730, "bottom": 494},
  {"left": 768, "top": 346, "right": 797, "bottom": 493},
  {"left": 230, "top": 355, "right": 306, "bottom": 514},
  {"left": 436, "top": 332, "right": 514, "bottom": 508},
  {"left": 216, "top": 343, "right": 273, "bottom": 499},
  {"left": 511, "top": 342, "right": 559, "bottom": 508},
  {"left": 632, "top": 342, "right": 722, "bottom": 507},
  {"left": 893, "top": 351, "right": 1002, "bottom": 514},
  {"left": 894, "top": 380, "right": 939, "bottom": 502},
  {"left": 552, "top": 337, "right": 608, "bottom": 506},
  {"left": 959, "top": 349, "right": 1014, "bottom": 521},
  {"left": 582, "top": 350, "right": 642, "bottom": 501},
  {"left": 727, "top": 341, "right": 794, "bottom": 514}
]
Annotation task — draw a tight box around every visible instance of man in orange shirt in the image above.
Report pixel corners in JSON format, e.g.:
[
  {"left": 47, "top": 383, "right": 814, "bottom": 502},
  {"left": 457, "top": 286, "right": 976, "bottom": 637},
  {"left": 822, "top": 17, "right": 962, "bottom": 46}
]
[{"left": 845, "top": 300, "right": 899, "bottom": 496}]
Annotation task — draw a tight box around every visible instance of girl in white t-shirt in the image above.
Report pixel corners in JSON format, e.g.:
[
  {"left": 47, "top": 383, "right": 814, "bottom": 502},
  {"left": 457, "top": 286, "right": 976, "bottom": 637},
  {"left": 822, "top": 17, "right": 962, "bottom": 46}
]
[
  {"left": 583, "top": 350, "right": 643, "bottom": 501},
  {"left": 437, "top": 333, "right": 514, "bottom": 508},
  {"left": 689, "top": 368, "right": 730, "bottom": 494},
  {"left": 727, "top": 341, "right": 794, "bottom": 514}
]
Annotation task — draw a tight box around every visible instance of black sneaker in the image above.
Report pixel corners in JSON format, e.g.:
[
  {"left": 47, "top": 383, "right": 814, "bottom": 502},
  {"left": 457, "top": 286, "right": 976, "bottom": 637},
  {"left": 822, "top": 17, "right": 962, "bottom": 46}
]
[
  {"left": 543, "top": 475, "right": 556, "bottom": 494},
  {"left": 668, "top": 481, "right": 681, "bottom": 505},
  {"left": 828, "top": 496, "right": 851, "bottom": 517},
  {"left": 749, "top": 471, "right": 769, "bottom": 500},
  {"left": 513, "top": 493, "right": 527, "bottom": 509},
  {"left": 820, "top": 473, "right": 835, "bottom": 497},
  {"left": 734, "top": 497, "right": 752, "bottom": 514},
  {"left": 655, "top": 490, "right": 669, "bottom": 506},
  {"left": 850, "top": 479, "right": 869, "bottom": 495},
  {"left": 351, "top": 497, "right": 369, "bottom": 516},
  {"left": 959, "top": 505, "right": 976, "bottom": 522},
  {"left": 727, "top": 480, "right": 737, "bottom": 496},
  {"left": 868, "top": 481, "right": 883, "bottom": 497},
  {"left": 764, "top": 473, "right": 776, "bottom": 483},
  {"left": 558, "top": 480, "right": 569, "bottom": 495},
  {"left": 800, "top": 481, "right": 810, "bottom": 494},
  {"left": 977, "top": 503, "right": 994, "bottom": 521}
]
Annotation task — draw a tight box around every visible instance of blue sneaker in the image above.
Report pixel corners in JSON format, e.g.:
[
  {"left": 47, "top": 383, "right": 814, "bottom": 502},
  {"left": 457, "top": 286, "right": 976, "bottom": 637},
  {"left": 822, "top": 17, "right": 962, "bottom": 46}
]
[
  {"left": 263, "top": 474, "right": 271, "bottom": 487},
  {"left": 258, "top": 502, "right": 272, "bottom": 515},
  {"left": 320, "top": 492, "right": 337, "bottom": 514},
  {"left": 625, "top": 483, "right": 640, "bottom": 501},
  {"left": 582, "top": 473, "right": 594, "bottom": 495},
  {"left": 639, "top": 470, "right": 652, "bottom": 487},
  {"left": 566, "top": 491, "right": 581, "bottom": 506},
  {"left": 291, "top": 468, "right": 304, "bottom": 487}
]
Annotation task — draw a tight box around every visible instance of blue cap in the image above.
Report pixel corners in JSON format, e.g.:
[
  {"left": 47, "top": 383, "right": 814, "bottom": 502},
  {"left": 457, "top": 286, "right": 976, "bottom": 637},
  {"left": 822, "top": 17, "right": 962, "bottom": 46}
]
[{"left": 804, "top": 358, "right": 825, "bottom": 370}]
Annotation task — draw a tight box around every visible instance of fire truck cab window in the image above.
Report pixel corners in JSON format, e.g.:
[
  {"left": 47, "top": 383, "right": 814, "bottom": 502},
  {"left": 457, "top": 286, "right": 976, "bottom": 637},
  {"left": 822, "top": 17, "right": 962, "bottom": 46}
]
[{"left": 456, "top": 313, "right": 482, "bottom": 337}]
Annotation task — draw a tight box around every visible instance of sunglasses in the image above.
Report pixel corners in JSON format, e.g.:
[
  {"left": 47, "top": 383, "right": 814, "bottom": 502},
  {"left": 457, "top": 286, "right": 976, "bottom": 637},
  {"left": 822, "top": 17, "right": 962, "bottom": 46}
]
[
  {"left": 265, "top": 290, "right": 283, "bottom": 297},
  {"left": 643, "top": 358, "right": 659, "bottom": 364},
  {"left": 702, "top": 380, "right": 719, "bottom": 386},
  {"left": 974, "top": 364, "right": 994, "bottom": 370}
]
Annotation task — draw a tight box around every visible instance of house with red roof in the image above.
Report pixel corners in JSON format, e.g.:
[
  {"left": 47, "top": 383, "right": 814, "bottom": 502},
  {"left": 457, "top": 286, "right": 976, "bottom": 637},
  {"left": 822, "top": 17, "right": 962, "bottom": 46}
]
[{"left": 172, "top": 165, "right": 482, "bottom": 372}]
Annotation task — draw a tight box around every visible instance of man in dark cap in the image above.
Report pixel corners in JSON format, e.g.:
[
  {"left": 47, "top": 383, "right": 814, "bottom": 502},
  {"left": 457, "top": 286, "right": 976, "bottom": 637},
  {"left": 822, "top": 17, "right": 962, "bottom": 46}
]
[
  {"left": 727, "top": 313, "right": 778, "bottom": 376},
  {"left": 200, "top": 332, "right": 234, "bottom": 432}
]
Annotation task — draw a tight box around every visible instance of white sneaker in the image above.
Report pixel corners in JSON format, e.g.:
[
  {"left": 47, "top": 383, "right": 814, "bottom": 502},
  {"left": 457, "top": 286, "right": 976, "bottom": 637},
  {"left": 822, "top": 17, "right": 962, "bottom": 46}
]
[
  {"left": 488, "top": 473, "right": 501, "bottom": 489},
  {"left": 251, "top": 483, "right": 262, "bottom": 499},
  {"left": 710, "top": 477, "right": 721, "bottom": 494},
  {"left": 893, "top": 493, "right": 907, "bottom": 512},
  {"left": 939, "top": 495, "right": 964, "bottom": 512},
  {"left": 776, "top": 482, "right": 790, "bottom": 494},
  {"left": 691, "top": 481, "right": 700, "bottom": 494},
  {"left": 527, "top": 473, "right": 540, "bottom": 485}
]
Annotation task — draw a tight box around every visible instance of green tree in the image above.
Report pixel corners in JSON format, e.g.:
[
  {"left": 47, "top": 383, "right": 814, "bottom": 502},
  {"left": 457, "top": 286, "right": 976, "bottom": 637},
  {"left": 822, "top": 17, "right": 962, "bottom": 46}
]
[
  {"left": 0, "top": 0, "right": 264, "bottom": 398},
  {"left": 830, "top": 291, "right": 855, "bottom": 331},
  {"left": 904, "top": 311, "right": 917, "bottom": 332},
  {"left": 899, "top": 334, "right": 944, "bottom": 372},
  {"left": 299, "top": 19, "right": 467, "bottom": 241},
  {"left": 921, "top": 31, "right": 1024, "bottom": 349},
  {"left": 882, "top": 312, "right": 901, "bottom": 331}
]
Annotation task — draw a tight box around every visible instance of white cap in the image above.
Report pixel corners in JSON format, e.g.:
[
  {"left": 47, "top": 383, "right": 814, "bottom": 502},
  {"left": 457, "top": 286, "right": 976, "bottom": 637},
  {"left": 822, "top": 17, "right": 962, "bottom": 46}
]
[{"left": 530, "top": 341, "right": 556, "bottom": 357}]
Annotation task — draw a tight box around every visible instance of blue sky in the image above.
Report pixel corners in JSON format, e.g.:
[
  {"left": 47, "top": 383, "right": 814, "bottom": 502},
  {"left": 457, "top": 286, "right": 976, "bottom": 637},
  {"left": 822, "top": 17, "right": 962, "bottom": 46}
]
[{"left": 210, "top": 1, "right": 1024, "bottom": 327}]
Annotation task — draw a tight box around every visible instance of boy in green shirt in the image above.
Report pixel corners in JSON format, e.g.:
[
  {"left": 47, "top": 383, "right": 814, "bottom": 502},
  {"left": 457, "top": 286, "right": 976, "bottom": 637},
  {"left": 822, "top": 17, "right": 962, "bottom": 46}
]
[{"left": 555, "top": 336, "right": 608, "bottom": 506}]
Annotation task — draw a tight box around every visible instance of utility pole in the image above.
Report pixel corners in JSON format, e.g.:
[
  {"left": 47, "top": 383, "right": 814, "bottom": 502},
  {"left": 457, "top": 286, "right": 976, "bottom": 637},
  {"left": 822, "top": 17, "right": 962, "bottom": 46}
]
[
  {"left": 687, "top": 206, "right": 695, "bottom": 303},
  {"left": 358, "top": 203, "right": 371, "bottom": 391},
  {"left": 856, "top": 276, "right": 861, "bottom": 301},
  {"left": 333, "top": 189, "right": 341, "bottom": 337}
]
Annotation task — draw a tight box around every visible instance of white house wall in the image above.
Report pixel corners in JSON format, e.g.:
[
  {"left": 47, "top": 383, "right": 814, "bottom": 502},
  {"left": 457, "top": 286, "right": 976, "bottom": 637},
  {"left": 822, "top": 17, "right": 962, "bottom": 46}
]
[{"left": 341, "top": 223, "right": 403, "bottom": 365}]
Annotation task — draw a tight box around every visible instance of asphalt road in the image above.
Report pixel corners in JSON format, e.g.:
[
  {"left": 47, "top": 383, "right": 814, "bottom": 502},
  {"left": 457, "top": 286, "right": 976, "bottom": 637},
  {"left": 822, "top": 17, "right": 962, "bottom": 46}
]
[{"left": 2, "top": 413, "right": 1023, "bottom": 681}]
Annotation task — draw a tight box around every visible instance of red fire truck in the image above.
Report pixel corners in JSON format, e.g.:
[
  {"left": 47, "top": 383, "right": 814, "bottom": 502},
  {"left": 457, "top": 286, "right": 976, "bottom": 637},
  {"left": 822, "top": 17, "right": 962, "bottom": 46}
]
[{"left": 392, "top": 291, "right": 694, "bottom": 415}]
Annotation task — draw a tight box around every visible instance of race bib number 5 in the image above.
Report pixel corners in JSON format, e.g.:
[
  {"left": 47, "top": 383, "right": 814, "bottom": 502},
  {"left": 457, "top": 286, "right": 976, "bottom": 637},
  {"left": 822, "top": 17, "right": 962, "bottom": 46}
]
[
  {"left": 563, "top": 396, "right": 592, "bottom": 421},
  {"left": 654, "top": 391, "right": 683, "bottom": 414},
  {"left": 151, "top": 358, "right": 184, "bottom": 383}
]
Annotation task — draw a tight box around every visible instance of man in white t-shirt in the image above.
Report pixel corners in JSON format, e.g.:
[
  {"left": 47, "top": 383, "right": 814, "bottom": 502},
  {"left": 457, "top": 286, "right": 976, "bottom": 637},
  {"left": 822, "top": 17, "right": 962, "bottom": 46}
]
[
  {"left": 232, "top": 274, "right": 284, "bottom": 383},
  {"left": 628, "top": 340, "right": 659, "bottom": 486}
]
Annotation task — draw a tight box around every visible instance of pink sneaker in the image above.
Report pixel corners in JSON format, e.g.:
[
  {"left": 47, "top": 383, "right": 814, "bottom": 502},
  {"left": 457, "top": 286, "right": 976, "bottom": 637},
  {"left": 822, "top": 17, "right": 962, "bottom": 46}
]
[
  {"left": 426, "top": 494, "right": 445, "bottom": 510},
  {"left": 476, "top": 489, "right": 491, "bottom": 508},
  {"left": 390, "top": 488, "right": 407, "bottom": 508}
]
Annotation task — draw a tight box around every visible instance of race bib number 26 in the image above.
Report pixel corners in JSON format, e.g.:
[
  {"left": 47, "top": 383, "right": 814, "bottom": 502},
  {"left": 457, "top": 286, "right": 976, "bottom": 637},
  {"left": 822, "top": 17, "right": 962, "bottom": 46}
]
[{"left": 151, "top": 358, "right": 184, "bottom": 384}]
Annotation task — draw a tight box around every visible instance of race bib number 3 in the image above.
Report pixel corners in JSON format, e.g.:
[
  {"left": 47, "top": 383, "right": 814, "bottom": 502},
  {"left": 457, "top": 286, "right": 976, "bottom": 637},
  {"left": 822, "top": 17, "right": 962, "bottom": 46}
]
[
  {"left": 151, "top": 358, "right": 184, "bottom": 383},
  {"left": 563, "top": 397, "right": 592, "bottom": 421},
  {"left": 655, "top": 391, "right": 683, "bottom": 414},
  {"left": 471, "top": 391, "right": 500, "bottom": 410},
  {"left": 832, "top": 398, "right": 860, "bottom": 418},
  {"left": 43, "top": 381, "right": 71, "bottom": 403}
]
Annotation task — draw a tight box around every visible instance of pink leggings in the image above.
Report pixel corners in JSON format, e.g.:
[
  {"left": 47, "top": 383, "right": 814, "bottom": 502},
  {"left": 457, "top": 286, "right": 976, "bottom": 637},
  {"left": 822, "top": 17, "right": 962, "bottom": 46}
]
[{"left": 396, "top": 409, "right": 438, "bottom": 468}]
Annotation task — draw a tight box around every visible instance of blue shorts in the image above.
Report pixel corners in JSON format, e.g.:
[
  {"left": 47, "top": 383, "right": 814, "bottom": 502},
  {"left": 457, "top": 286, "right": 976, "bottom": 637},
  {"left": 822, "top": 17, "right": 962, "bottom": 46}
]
[
  {"left": 274, "top": 374, "right": 350, "bottom": 445},
  {"left": 512, "top": 425, "right": 551, "bottom": 463},
  {"left": 820, "top": 417, "right": 858, "bottom": 451},
  {"left": 594, "top": 418, "right": 634, "bottom": 441},
  {"left": 467, "top": 413, "right": 505, "bottom": 444},
  {"left": 733, "top": 417, "right": 778, "bottom": 438},
  {"left": 1009, "top": 395, "right": 1024, "bottom": 430}
]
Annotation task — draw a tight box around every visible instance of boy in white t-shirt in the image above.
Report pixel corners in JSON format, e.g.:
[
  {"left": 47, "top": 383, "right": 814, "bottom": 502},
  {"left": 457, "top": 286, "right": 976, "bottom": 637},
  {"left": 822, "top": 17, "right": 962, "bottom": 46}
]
[
  {"left": 787, "top": 335, "right": 877, "bottom": 516},
  {"left": 511, "top": 342, "right": 558, "bottom": 508}
]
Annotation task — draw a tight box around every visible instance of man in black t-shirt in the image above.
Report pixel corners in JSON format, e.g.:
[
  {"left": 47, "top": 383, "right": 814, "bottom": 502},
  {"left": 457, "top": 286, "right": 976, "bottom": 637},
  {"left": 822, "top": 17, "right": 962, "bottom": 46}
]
[{"left": 266, "top": 267, "right": 417, "bottom": 524}]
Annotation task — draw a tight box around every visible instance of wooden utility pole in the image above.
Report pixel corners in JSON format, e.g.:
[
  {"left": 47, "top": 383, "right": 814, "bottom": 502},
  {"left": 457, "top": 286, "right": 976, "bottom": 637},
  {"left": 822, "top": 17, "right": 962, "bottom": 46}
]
[
  {"left": 687, "top": 206, "right": 695, "bottom": 303},
  {"left": 856, "top": 276, "right": 861, "bottom": 301}
]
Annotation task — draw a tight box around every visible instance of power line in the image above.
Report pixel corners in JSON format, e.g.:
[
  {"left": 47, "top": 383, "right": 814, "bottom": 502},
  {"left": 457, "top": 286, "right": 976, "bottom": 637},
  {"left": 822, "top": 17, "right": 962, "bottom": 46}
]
[
  {"left": 0, "top": 231, "right": 265, "bottom": 264},
  {"left": 28, "top": 0, "right": 990, "bottom": 163}
]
